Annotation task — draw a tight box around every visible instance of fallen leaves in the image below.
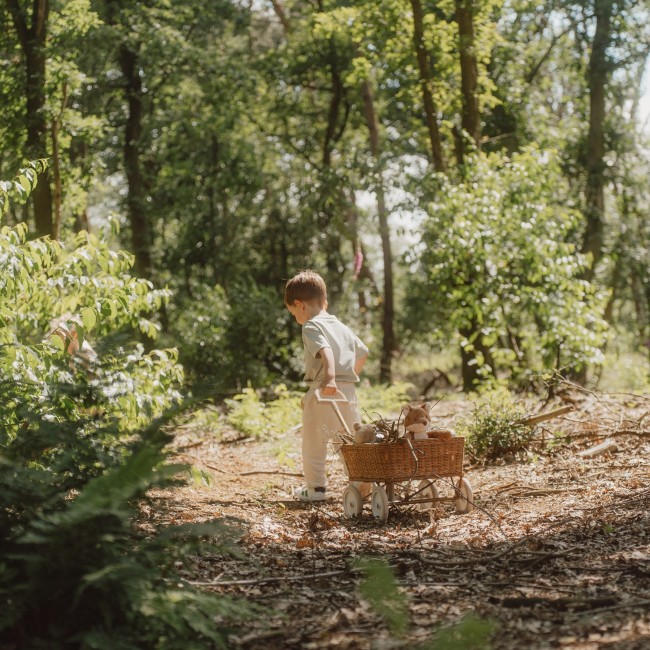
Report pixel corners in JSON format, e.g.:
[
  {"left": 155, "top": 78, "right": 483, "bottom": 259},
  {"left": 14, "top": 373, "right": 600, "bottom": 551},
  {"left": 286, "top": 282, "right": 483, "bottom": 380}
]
[{"left": 143, "top": 394, "right": 650, "bottom": 649}]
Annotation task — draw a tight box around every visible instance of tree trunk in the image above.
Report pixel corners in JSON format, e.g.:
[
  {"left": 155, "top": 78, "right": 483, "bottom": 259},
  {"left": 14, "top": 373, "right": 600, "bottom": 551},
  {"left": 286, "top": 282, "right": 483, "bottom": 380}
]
[
  {"left": 270, "top": 0, "right": 290, "bottom": 34},
  {"left": 409, "top": 0, "right": 446, "bottom": 172},
  {"left": 51, "top": 82, "right": 67, "bottom": 240},
  {"left": 6, "top": 0, "right": 54, "bottom": 237},
  {"left": 51, "top": 117, "right": 62, "bottom": 240},
  {"left": 360, "top": 80, "right": 396, "bottom": 384},
  {"left": 69, "top": 137, "right": 90, "bottom": 233},
  {"left": 119, "top": 43, "right": 152, "bottom": 277},
  {"left": 345, "top": 191, "right": 378, "bottom": 324},
  {"left": 581, "top": 0, "right": 613, "bottom": 280},
  {"left": 319, "top": 39, "right": 346, "bottom": 307},
  {"left": 454, "top": 0, "right": 491, "bottom": 388},
  {"left": 322, "top": 66, "right": 343, "bottom": 169},
  {"left": 455, "top": 0, "right": 480, "bottom": 164}
]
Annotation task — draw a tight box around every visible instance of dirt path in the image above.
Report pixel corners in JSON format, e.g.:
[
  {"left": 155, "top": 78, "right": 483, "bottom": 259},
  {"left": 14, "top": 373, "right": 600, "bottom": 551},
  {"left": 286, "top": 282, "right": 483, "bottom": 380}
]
[{"left": 145, "top": 397, "right": 650, "bottom": 649}]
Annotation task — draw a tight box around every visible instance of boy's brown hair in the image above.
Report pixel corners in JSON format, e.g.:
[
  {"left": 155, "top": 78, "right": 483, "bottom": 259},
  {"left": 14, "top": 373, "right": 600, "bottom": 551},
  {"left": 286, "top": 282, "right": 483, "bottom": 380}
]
[{"left": 284, "top": 270, "right": 327, "bottom": 306}]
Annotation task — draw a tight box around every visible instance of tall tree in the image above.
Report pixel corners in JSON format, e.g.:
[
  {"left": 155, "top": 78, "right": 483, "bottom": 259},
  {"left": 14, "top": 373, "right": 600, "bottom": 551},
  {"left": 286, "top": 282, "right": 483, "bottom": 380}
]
[
  {"left": 98, "top": 0, "right": 153, "bottom": 277},
  {"left": 454, "top": 0, "right": 481, "bottom": 162},
  {"left": 410, "top": 0, "right": 446, "bottom": 171},
  {"left": 581, "top": 0, "right": 614, "bottom": 280},
  {"left": 360, "top": 79, "right": 396, "bottom": 383},
  {"left": 118, "top": 41, "right": 151, "bottom": 277},
  {"left": 4, "top": 0, "right": 53, "bottom": 237},
  {"left": 454, "top": 0, "right": 495, "bottom": 389}
]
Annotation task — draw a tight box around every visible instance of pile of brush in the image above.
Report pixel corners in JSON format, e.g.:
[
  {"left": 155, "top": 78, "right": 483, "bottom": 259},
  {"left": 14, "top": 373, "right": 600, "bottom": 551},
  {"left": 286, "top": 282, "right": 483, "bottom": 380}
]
[{"left": 338, "top": 413, "right": 403, "bottom": 445}]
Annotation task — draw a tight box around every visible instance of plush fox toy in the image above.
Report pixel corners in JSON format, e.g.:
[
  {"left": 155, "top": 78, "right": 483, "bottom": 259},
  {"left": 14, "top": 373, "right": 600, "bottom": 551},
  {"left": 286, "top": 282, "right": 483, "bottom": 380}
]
[{"left": 402, "top": 403, "right": 453, "bottom": 441}]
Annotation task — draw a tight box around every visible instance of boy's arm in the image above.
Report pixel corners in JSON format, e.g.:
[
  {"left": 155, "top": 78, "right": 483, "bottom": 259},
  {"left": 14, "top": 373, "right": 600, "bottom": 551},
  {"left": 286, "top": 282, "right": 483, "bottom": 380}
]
[
  {"left": 319, "top": 347, "right": 337, "bottom": 395},
  {"left": 354, "top": 353, "right": 367, "bottom": 376}
]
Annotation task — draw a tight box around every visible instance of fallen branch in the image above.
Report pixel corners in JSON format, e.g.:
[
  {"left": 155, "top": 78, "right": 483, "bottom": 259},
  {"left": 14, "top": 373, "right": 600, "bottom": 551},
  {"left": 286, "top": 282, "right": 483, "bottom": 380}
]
[
  {"left": 495, "top": 595, "right": 619, "bottom": 611},
  {"left": 495, "top": 484, "right": 576, "bottom": 497},
  {"left": 239, "top": 469, "right": 303, "bottom": 477},
  {"left": 565, "top": 598, "right": 650, "bottom": 619},
  {"left": 189, "top": 567, "right": 360, "bottom": 587},
  {"left": 611, "top": 429, "right": 650, "bottom": 438},
  {"left": 518, "top": 405, "right": 573, "bottom": 427},
  {"left": 577, "top": 438, "right": 618, "bottom": 458},
  {"left": 514, "top": 488, "right": 578, "bottom": 497}
]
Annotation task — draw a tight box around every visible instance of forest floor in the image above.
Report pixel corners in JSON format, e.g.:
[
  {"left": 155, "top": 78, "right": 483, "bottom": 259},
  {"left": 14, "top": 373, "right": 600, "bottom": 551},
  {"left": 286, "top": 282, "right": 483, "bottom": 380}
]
[{"left": 143, "top": 392, "right": 650, "bottom": 650}]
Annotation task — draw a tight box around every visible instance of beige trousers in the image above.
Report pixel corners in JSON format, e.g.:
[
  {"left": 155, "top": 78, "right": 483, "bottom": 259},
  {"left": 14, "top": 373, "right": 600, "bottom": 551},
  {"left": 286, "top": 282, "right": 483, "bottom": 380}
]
[{"left": 301, "top": 383, "right": 360, "bottom": 489}]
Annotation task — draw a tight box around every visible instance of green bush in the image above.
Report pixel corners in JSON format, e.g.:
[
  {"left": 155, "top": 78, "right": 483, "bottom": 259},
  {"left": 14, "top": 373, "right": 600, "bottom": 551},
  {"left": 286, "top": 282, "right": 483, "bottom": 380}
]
[
  {"left": 406, "top": 148, "right": 608, "bottom": 383},
  {"left": 456, "top": 389, "right": 532, "bottom": 461},
  {"left": 0, "top": 396, "right": 253, "bottom": 648},
  {"left": 166, "top": 279, "right": 297, "bottom": 392},
  {"left": 0, "top": 167, "right": 256, "bottom": 647},
  {"left": 224, "top": 384, "right": 302, "bottom": 439}
]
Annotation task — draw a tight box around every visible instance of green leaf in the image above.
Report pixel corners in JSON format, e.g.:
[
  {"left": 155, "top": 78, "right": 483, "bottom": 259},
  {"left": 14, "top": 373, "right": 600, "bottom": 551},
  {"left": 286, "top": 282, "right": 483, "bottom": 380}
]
[
  {"left": 423, "top": 614, "right": 496, "bottom": 650},
  {"left": 81, "top": 307, "right": 97, "bottom": 331},
  {"left": 356, "top": 558, "right": 409, "bottom": 637}
]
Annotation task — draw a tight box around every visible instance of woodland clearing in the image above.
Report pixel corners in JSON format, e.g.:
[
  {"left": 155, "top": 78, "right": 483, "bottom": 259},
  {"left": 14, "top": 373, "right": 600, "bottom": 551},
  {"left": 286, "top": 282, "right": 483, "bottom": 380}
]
[{"left": 144, "top": 393, "right": 650, "bottom": 650}]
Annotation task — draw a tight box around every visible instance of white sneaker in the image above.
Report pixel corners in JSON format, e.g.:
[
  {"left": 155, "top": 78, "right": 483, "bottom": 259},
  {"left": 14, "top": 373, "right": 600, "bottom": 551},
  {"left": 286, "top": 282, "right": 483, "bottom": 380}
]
[{"left": 293, "top": 486, "right": 327, "bottom": 502}]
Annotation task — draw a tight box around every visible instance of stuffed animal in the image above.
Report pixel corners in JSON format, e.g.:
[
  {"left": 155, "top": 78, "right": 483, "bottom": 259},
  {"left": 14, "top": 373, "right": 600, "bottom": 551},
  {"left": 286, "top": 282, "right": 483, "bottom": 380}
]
[
  {"left": 426, "top": 428, "right": 453, "bottom": 441},
  {"left": 353, "top": 422, "right": 377, "bottom": 444},
  {"left": 402, "top": 403, "right": 432, "bottom": 440},
  {"left": 402, "top": 403, "right": 454, "bottom": 441}
]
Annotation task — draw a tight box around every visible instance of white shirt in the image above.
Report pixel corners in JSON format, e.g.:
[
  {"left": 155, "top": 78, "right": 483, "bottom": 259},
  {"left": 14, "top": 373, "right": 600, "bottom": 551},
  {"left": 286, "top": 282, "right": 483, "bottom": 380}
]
[{"left": 302, "top": 313, "right": 368, "bottom": 384}]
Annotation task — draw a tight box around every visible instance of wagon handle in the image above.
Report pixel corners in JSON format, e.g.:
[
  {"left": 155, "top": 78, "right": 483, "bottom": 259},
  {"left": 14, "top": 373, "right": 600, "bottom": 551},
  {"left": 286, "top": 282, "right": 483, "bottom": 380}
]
[
  {"left": 314, "top": 388, "right": 352, "bottom": 437},
  {"left": 314, "top": 388, "right": 349, "bottom": 403}
]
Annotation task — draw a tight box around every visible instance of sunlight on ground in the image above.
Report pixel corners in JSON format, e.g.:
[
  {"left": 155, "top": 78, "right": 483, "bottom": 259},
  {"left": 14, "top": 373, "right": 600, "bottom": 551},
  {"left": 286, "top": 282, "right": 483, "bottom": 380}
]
[{"left": 598, "top": 351, "right": 650, "bottom": 394}]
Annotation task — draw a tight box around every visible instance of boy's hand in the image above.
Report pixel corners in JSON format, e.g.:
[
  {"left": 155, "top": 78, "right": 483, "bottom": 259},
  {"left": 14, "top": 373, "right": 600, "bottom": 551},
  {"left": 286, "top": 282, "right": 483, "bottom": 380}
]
[{"left": 320, "top": 378, "right": 338, "bottom": 396}]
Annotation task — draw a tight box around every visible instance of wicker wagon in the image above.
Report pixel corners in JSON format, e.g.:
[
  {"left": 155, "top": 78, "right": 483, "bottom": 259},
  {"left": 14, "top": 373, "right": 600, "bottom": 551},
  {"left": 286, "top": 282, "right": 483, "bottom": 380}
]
[
  {"left": 315, "top": 389, "right": 474, "bottom": 521},
  {"left": 339, "top": 437, "right": 474, "bottom": 521}
]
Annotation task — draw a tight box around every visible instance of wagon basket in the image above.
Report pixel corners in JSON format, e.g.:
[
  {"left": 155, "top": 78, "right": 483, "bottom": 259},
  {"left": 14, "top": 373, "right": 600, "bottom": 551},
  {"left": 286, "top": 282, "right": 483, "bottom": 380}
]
[{"left": 340, "top": 437, "right": 465, "bottom": 483}]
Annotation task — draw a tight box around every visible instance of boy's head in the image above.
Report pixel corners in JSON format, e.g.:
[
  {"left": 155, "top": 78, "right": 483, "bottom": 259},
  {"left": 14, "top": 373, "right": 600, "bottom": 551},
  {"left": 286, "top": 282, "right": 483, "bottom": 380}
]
[{"left": 284, "top": 270, "right": 327, "bottom": 308}]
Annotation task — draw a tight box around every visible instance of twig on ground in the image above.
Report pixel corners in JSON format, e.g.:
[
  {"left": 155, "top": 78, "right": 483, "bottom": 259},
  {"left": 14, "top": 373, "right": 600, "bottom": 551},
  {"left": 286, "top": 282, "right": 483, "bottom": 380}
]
[
  {"left": 189, "top": 567, "right": 360, "bottom": 587},
  {"left": 564, "top": 598, "right": 650, "bottom": 619},
  {"left": 239, "top": 469, "right": 303, "bottom": 477}
]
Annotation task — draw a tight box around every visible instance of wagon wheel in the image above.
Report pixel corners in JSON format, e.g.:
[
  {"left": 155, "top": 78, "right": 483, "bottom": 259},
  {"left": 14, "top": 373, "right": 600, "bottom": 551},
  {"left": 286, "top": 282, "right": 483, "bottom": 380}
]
[
  {"left": 454, "top": 478, "right": 474, "bottom": 513},
  {"left": 342, "top": 485, "right": 363, "bottom": 518},
  {"left": 371, "top": 486, "right": 389, "bottom": 521},
  {"left": 416, "top": 479, "right": 439, "bottom": 511}
]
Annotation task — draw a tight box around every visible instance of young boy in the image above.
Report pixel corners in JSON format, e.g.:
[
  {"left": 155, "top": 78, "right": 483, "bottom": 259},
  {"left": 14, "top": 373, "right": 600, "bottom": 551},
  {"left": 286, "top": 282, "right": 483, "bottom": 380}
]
[{"left": 285, "top": 270, "right": 369, "bottom": 502}]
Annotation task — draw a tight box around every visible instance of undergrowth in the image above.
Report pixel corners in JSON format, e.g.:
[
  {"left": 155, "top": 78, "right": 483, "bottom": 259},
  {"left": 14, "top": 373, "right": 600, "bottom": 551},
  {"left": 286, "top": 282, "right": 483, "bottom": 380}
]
[
  {"left": 456, "top": 388, "right": 533, "bottom": 461},
  {"left": 224, "top": 384, "right": 302, "bottom": 438},
  {"left": 222, "top": 382, "right": 416, "bottom": 440},
  {"left": 357, "top": 557, "right": 496, "bottom": 648}
]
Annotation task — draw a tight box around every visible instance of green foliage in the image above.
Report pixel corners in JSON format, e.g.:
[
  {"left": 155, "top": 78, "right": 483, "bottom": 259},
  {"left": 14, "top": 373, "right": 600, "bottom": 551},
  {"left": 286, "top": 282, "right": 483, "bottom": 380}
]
[
  {"left": 2, "top": 0, "right": 649, "bottom": 393},
  {"left": 421, "top": 613, "right": 497, "bottom": 650},
  {"left": 0, "top": 175, "right": 252, "bottom": 650},
  {"left": 225, "top": 384, "right": 302, "bottom": 439},
  {"left": 407, "top": 148, "right": 609, "bottom": 380},
  {"left": 357, "top": 382, "right": 415, "bottom": 421},
  {"left": 165, "top": 280, "right": 296, "bottom": 391},
  {"left": 356, "top": 558, "right": 409, "bottom": 637},
  {"left": 0, "top": 160, "right": 49, "bottom": 214},
  {"left": 356, "top": 557, "right": 495, "bottom": 647},
  {"left": 456, "top": 388, "right": 532, "bottom": 461},
  {"left": 0, "top": 402, "right": 252, "bottom": 648},
  {"left": 0, "top": 177, "right": 254, "bottom": 647}
]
